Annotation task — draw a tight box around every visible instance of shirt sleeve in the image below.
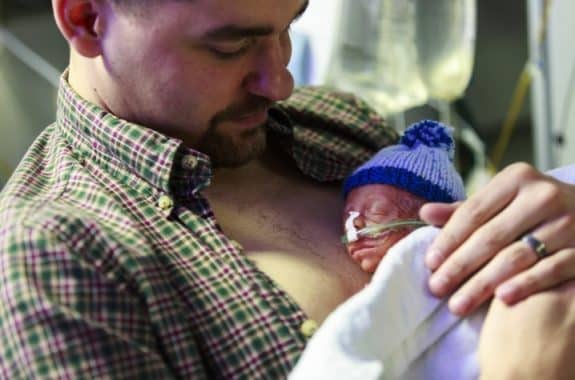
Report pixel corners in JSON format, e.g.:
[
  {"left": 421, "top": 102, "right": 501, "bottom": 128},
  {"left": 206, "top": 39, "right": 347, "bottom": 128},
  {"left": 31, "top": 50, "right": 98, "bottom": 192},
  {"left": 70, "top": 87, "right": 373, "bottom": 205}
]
[
  {"left": 546, "top": 163, "right": 575, "bottom": 185},
  {"left": 269, "top": 86, "right": 399, "bottom": 182},
  {"left": 0, "top": 225, "right": 206, "bottom": 380}
]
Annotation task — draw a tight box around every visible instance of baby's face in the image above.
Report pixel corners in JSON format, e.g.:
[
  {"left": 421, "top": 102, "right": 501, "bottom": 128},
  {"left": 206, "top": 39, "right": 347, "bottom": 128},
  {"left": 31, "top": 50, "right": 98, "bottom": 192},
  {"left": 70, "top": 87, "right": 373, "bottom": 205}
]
[{"left": 343, "top": 184, "right": 426, "bottom": 273}]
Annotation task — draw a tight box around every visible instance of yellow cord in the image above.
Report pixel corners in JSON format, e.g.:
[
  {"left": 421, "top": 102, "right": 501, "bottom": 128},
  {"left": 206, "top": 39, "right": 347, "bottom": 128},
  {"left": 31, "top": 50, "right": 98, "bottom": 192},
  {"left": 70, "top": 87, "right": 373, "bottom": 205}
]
[
  {"left": 488, "top": 0, "right": 554, "bottom": 171},
  {"left": 489, "top": 65, "right": 534, "bottom": 171}
]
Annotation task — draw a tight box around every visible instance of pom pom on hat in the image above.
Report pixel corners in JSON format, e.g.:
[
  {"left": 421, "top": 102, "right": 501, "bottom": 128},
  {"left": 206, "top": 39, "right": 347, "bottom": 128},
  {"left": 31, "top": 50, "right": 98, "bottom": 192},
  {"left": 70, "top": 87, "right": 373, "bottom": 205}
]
[
  {"left": 400, "top": 119, "right": 455, "bottom": 161},
  {"left": 342, "top": 120, "right": 466, "bottom": 203}
]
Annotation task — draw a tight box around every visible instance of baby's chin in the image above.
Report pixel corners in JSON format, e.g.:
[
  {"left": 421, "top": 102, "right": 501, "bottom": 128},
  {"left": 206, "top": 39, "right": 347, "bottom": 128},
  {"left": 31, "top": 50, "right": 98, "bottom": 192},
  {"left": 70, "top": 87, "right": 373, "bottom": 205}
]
[
  {"left": 359, "top": 255, "right": 382, "bottom": 273},
  {"left": 347, "top": 232, "right": 408, "bottom": 273},
  {"left": 347, "top": 239, "right": 395, "bottom": 273}
]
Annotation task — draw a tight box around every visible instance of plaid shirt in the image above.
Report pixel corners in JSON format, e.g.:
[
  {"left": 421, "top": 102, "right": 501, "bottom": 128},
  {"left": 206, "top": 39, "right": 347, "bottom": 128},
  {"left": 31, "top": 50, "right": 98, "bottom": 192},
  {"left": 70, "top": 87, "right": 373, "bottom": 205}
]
[{"left": 0, "top": 76, "right": 397, "bottom": 379}]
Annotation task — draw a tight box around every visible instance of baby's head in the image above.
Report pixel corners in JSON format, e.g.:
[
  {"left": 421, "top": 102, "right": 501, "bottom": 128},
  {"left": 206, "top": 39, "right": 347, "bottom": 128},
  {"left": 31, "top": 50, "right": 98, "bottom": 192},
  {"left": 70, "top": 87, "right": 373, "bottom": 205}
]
[{"left": 342, "top": 120, "right": 466, "bottom": 273}]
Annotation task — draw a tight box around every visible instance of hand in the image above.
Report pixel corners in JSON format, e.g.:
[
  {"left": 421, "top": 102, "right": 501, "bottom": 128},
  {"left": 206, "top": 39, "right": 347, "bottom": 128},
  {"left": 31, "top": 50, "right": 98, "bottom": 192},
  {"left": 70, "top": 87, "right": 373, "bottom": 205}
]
[
  {"left": 478, "top": 281, "right": 575, "bottom": 380},
  {"left": 419, "top": 163, "right": 575, "bottom": 316}
]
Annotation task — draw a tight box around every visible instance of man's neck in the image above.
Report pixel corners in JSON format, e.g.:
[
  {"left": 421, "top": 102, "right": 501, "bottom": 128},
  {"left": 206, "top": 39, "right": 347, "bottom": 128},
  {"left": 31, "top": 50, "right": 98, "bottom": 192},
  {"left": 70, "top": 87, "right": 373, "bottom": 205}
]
[{"left": 68, "top": 53, "right": 110, "bottom": 112}]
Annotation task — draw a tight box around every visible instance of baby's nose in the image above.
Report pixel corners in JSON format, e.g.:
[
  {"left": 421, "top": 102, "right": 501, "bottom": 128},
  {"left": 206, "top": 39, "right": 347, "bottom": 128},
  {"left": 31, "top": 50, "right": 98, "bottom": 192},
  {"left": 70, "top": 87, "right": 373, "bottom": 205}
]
[{"left": 353, "top": 217, "right": 366, "bottom": 229}]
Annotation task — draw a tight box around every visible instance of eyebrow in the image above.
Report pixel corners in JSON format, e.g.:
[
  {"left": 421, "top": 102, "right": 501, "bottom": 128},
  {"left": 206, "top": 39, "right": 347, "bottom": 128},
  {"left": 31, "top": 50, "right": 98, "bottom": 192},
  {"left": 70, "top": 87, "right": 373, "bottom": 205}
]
[{"left": 201, "top": 0, "right": 309, "bottom": 40}]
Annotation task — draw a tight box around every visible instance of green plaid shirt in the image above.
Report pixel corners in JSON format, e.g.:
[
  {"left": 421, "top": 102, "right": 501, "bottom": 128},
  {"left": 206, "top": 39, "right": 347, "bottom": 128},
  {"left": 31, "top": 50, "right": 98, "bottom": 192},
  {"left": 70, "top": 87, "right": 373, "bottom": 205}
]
[{"left": 0, "top": 75, "right": 397, "bottom": 379}]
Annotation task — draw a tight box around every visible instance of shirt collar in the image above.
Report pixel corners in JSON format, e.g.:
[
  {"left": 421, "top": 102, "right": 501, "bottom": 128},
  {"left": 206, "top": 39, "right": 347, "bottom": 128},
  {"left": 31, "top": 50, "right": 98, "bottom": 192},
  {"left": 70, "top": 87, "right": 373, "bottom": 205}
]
[{"left": 56, "top": 71, "right": 212, "bottom": 200}]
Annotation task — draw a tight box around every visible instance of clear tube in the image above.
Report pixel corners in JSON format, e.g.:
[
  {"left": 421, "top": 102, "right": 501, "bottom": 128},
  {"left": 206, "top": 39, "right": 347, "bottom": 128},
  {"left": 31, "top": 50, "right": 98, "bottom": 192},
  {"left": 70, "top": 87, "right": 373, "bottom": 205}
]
[{"left": 341, "top": 219, "right": 428, "bottom": 244}]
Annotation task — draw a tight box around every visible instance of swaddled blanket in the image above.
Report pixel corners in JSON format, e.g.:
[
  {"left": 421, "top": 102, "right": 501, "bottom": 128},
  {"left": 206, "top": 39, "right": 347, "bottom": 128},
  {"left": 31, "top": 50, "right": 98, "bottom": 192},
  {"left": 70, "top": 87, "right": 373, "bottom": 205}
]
[{"left": 289, "top": 226, "right": 486, "bottom": 380}]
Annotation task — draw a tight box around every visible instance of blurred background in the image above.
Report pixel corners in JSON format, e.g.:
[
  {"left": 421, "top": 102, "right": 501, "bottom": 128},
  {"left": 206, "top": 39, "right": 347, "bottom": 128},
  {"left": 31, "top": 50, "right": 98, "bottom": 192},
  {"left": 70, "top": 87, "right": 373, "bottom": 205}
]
[
  {"left": 0, "top": 0, "right": 574, "bottom": 191},
  {"left": 1, "top": 1, "right": 66, "bottom": 188}
]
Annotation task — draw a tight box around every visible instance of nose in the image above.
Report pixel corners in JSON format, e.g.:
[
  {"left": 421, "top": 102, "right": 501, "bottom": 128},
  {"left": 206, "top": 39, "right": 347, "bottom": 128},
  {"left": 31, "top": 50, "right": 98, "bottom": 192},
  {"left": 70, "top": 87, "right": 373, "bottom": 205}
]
[
  {"left": 354, "top": 216, "right": 366, "bottom": 230},
  {"left": 244, "top": 36, "right": 294, "bottom": 102}
]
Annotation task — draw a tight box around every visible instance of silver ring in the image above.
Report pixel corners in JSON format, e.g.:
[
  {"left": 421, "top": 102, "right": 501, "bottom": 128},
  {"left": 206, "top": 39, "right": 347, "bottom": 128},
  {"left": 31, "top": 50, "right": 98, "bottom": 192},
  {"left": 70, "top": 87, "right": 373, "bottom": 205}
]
[{"left": 522, "top": 234, "right": 549, "bottom": 259}]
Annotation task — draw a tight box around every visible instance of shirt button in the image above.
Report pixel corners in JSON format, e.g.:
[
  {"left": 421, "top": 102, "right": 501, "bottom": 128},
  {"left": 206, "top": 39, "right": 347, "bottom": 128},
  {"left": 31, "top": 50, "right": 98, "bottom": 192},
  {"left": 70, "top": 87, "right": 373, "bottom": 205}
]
[
  {"left": 229, "top": 240, "right": 243, "bottom": 251},
  {"left": 300, "top": 319, "right": 318, "bottom": 338},
  {"left": 158, "top": 195, "right": 174, "bottom": 211},
  {"left": 182, "top": 155, "right": 198, "bottom": 170}
]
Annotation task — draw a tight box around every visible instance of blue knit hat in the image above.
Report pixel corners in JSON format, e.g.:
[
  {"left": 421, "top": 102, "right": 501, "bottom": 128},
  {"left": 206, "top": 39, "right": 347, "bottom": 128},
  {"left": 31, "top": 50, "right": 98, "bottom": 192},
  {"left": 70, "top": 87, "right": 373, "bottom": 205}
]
[{"left": 342, "top": 120, "right": 466, "bottom": 203}]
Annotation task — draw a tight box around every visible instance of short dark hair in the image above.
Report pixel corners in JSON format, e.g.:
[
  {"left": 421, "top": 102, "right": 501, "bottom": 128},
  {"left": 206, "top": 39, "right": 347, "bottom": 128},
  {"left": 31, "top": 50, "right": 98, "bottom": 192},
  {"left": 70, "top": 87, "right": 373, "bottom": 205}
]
[
  {"left": 109, "top": 0, "right": 191, "bottom": 13},
  {"left": 108, "top": 0, "right": 159, "bottom": 15},
  {"left": 109, "top": 0, "right": 150, "bottom": 6},
  {"left": 110, "top": 0, "right": 191, "bottom": 6}
]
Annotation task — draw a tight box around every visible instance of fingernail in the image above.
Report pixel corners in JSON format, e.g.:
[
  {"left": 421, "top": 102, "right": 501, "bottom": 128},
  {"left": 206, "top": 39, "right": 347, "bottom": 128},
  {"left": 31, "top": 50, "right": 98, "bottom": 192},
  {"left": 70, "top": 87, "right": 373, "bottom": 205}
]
[
  {"left": 429, "top": 274, "right": 450, "bottom": 295},
  {"left": 450, "top": 295, "right": 471, "bottom": 315},
  {"left": 426, "top": 248, "right": 443, "bottom": 270},
  {"left": 495, "top": 284, "right": 517, "bottom": 304}
]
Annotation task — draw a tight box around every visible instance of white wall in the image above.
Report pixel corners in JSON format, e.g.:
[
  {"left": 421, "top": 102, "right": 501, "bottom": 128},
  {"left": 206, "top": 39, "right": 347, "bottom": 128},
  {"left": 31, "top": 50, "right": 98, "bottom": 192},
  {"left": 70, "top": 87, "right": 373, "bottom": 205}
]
[
  {"left": 549, "top": 0, "right": 575, "bottom": 167},
  {"left": 529, "top": 0, "right": 575, "bottom": 170},
  {"left": 291, "top": 0, "right": 341, "bottom": 84}
]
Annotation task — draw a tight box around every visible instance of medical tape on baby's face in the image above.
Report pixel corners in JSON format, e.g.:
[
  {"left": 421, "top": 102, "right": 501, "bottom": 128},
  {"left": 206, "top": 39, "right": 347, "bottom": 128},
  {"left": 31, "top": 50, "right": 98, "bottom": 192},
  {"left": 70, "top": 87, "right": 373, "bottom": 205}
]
[{"left": 345, "top": 211, "right": 361, "bottom": 243}]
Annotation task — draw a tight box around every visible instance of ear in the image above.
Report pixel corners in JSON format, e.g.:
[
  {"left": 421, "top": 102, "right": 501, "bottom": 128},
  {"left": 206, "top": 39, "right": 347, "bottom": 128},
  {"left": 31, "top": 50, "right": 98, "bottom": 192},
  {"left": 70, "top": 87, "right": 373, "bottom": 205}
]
[{"left": 52, "top": 0, "right": 107, "bottom": 58}]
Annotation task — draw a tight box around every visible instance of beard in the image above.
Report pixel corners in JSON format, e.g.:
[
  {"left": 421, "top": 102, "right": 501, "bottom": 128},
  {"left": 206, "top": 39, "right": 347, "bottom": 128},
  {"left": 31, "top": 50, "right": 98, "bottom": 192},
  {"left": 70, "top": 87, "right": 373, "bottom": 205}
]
[
  {"left": 197, "top": 122, "right": 267, "bottom": 168},
  {"left": 196, "top": 95, "right": 272, "bottom": 168}
]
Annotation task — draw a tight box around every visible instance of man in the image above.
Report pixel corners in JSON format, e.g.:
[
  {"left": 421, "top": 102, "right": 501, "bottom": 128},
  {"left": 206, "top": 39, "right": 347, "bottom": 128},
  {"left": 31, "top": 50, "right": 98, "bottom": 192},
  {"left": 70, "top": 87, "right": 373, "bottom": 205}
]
[
  {"left": 0, "top": 1, "right": 394, "bottom": 378},
  {"left": 1, "top": 0, "right": 574, "bottom": 378}
]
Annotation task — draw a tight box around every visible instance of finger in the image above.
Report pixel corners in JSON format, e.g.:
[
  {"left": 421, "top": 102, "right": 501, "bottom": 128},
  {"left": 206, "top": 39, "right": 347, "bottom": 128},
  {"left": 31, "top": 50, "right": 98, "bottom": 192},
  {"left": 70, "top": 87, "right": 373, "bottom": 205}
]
[
  {"left": 429, "top": 202, "right": 531, "bottom": 289},
  {"left": 492, "top": 211, "right": 575, "bottom": 303},
  {"left": 428, "top": 172, "right": 566, "bottom": 296},
  {"left": 446, "top": 213, "right": 575, "bottom": 315},
  {"left": 446, "top": 240, "right": 537, "bottom": 316},
  {"left": 419, "top": 202, "right": 460, "bottom": 227},
  {"left": 424, "top": 164, "right": 536, "bottom": 271},
  {"left": 495, "top": 248, "right": 575, "bottom": 305},
  {"left": 428, "top": 193, "right": 537, "bottom": 297}
]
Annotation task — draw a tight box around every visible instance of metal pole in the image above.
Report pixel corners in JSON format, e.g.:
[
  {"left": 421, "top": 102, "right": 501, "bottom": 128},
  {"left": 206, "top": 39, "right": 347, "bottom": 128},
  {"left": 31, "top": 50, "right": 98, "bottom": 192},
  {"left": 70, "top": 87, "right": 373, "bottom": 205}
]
[{"left": 527, "top": 0, "right": 555, "bottom": 170}]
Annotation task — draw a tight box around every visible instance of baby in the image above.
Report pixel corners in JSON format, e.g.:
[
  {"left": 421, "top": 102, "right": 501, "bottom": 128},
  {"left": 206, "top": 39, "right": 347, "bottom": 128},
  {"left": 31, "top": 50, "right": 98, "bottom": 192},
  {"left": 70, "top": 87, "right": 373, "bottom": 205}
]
[
  {"left": 290, "top": 121, "right": 479, "bottom": 380},
  {"left": 341, "top": 119, "right": 466, "bottom": 273}
]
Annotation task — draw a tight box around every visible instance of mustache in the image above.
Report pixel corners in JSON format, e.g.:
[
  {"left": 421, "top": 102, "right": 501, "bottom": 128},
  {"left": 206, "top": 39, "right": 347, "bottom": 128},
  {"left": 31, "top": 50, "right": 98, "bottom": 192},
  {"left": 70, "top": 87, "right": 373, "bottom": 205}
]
[{"left": 214, "top": 96, "right": 273, "bottom": 123}]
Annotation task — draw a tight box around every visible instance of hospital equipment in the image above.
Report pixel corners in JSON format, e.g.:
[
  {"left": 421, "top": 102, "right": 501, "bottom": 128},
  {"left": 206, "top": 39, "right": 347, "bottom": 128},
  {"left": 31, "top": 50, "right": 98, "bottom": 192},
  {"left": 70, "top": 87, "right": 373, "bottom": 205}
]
[
  {"left": 343, "top": 211, "right": 428, "bottom": 244},
  {"left": 325, "top": 0, "right": 476, "bottom": 118}
]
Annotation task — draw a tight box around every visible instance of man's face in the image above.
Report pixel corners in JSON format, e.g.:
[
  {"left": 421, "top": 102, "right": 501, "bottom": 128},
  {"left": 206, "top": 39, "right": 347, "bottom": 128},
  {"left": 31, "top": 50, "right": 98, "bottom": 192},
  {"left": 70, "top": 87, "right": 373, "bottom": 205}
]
[
  {"left": 96, "top": 0, "right": 307, "bottom": 166},
  {"left": 343, "top": 184, "right": 426, "bottom": 273}
]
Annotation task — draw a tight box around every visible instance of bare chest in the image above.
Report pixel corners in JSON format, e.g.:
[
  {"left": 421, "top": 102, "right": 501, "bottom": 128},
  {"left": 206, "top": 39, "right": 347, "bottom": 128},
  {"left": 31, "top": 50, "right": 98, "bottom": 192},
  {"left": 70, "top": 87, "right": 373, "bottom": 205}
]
[{"left": 205, "top": 158, "right": 371, "bottom": 323}]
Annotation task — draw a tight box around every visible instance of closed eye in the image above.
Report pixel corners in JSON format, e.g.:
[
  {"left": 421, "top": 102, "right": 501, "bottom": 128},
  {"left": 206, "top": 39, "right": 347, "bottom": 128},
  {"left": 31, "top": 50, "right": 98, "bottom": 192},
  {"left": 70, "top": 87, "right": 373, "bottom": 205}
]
[
  {"left": 208, "top": 39, "right": 254, "bottom": 59},
  {"left": 363, "top": 204, "right": 399, "bottom": 225}
]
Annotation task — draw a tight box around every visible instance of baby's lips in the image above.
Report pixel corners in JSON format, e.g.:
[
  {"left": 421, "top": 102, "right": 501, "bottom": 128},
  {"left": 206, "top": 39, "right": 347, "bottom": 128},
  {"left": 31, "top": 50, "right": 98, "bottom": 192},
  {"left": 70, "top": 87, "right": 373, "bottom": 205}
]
[
  {"left": 348, "top": 241, "right": 384, "bottom": 261},
  {"left": 347, "top": 242, "right": 385, "bottom": 273},
  {"left": 347, "top": 244, "right": 383, "bottom": 273}
]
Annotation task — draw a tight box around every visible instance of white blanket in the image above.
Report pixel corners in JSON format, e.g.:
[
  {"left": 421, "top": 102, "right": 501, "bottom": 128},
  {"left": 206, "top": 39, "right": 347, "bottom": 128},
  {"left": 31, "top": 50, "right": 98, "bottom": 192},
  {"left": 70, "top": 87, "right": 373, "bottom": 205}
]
[{"left": 289, "top": 226, "right": 486, "bottom": 380}]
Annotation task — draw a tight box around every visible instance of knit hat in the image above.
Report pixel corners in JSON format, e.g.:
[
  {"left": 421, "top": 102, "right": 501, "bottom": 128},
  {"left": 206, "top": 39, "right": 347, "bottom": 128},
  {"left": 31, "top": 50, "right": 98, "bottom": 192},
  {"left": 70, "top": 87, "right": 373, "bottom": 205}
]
[{"left": 342, "top": 120, "right": 466, "bottom": 203}]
